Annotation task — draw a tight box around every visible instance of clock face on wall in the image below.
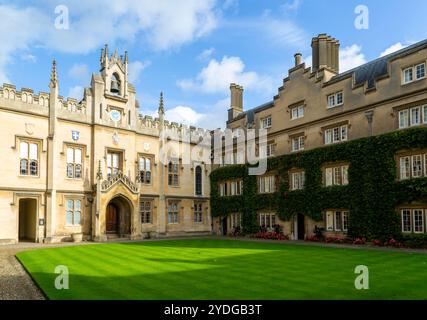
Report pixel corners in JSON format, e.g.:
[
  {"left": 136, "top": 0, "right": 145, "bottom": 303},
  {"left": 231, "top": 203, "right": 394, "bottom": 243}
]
[{"left": 110, "top": 110, "right": 121, "bottom": 122}]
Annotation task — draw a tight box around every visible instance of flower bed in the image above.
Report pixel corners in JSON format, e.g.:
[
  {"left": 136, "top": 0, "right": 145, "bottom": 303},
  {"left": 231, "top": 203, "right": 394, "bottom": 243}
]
[{"left": 252, "top": 231, "right": 289, "bottom": 241}]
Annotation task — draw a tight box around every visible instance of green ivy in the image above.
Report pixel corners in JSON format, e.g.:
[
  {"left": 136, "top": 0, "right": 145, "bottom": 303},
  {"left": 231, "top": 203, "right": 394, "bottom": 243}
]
[{"left": 210, "top": 127, "right": 427, "bottom": 240}]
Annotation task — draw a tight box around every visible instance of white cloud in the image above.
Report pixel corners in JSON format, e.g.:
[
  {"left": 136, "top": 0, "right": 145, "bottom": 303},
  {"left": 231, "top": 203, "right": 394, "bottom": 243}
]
[
  {"left": 281, "top": 0, "right": 302, "bottom": 12},
  {"left": 339, "top": 44, "right": 366, "bottom": 72},
  {"left": 21, "top": 54, "right": 37, "bottom": 63},
  {"left": 303, "top": 55, "right": 312, "bottom": 68},
  {"left": 301, "top": 44, "right": 366, "bottom": 73},
  {"left": 222, "top": 0, "right": 239, "bottom": 11},
  {"left": 68, "top": 63, "right": 89, "bottom": 80},
  {"left": 197, "top": 47, "right": 215, "bottom": 61},
  {"left": 40, "top": 0, "right": 220, "bottom": 53},
  {"left": 68, "top": 86, "right": 84, "bottom": 100},
  {"left": 380, "top": 42, "right": 408, "bottom": 57},
  {"left": 177, "top": 56, "right": 274, "bottom": 94},
  {"left": 164, "top": 105, "right": 206, "bottom": 125},
  {"left": 0, "top": 1, "right": 221, "bottom": 81},
  {"left": 140, "top": 97, "right": 229, "bottom": 130},
  {"left": 261, "top": 14, "right": 307, "bottom": 49},
  {"left": 128, "top": 60, "right": 151, "bottom": 83},
  {"left": 0, "top": 5, "right": 44, "bottom": 83}
]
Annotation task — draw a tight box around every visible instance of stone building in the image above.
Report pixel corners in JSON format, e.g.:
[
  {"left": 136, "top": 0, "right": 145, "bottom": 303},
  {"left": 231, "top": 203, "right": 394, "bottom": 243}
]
[
  {"left": 0, "top": 46, "right": 212, "bottom": 244},
  {"left": 213, "top": 34, "right": 427, "bottom": 239}
]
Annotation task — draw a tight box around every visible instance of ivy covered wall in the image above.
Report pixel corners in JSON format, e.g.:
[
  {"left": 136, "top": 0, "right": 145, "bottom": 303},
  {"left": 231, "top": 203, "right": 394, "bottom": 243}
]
[{"left": 210, "top": 127, "right": 427, "bottom": 240}]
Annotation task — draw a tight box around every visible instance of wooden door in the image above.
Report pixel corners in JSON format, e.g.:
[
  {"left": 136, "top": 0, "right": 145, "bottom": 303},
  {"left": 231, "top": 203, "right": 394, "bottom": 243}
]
[{"left": 106, "top": 204, "right": 118, "bottom": 234}]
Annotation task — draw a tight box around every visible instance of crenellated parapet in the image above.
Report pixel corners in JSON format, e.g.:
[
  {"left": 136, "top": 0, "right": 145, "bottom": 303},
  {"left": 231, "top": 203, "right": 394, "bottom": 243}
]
[
  {"left": 0, "top": 83, "right": 50, "bottom": 108},
  {"left": 58, "top": 96, "right": 87, "bottom": 115}
]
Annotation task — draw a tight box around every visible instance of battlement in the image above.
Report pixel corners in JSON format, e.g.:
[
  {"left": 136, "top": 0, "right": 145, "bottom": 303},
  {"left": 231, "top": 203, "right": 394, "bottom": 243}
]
[
  {"left": 0, "top": 80, "right": 210, "bottom": 142},
  {"left": 58, "top": 96, "right": 87, "bottom": 114},
  {"left": 0, "top": 83, "right": 50, "bottom": 108}
]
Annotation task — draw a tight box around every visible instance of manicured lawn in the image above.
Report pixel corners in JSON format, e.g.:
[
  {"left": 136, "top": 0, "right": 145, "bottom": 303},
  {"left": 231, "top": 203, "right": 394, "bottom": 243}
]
[{"left": 16, "top": 239, "right": 427, "bottom": 300}]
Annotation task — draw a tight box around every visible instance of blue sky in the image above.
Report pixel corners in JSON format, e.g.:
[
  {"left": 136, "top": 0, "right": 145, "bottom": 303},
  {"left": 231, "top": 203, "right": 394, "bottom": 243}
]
[{"left": 2, "top": 0, "right": 427, "bottom": 129}]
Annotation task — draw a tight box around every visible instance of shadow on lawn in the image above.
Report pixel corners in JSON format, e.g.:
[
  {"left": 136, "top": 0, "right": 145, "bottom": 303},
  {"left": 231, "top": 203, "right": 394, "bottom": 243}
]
[
  {"left": 18, "top": 248, "right": 399, "bottom": 300},
  {"left": 118, "top": 238, "right": 297, "bottom": 251}
]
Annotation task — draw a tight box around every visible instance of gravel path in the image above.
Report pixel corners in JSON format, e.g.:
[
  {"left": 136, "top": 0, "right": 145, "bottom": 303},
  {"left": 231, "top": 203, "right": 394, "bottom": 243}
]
[
  {"left": 0, "top": 242, "right": 96, "bottom": 300},
  {"left": 0, "top": 244, "right": 45, "bottom": 300}
]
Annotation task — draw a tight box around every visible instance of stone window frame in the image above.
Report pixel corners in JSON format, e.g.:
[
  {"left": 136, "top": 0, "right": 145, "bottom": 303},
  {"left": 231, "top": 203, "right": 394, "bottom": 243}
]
[
  {"left": 137, "top": 153, "right": 154, "bottom": 185},
  {"left": 18, "top": 138, "right": 42, "bottom": 178},
  {"left": 289, "top": 168, "right": 306, "bottom": 191},
  {"left": 139, "top": 198, "right": 153, "bottom": 224}
]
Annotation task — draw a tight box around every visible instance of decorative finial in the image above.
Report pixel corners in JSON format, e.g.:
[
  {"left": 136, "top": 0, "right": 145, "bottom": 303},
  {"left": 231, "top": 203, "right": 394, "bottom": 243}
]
[
  {"left": 124, "top": 51, "right": 128, "bottom": 64},
  {"left": 96, "top": 160, "right": 103, "bottom": 180},
  {"left": 100, "top": 48, "right": 105, "bottom": 64},
  {"left": 158, "top": 91, "right": 164, "bottom": 115},
  {"left": 50, "top": 59, "right": 57, "bottom": 86}
]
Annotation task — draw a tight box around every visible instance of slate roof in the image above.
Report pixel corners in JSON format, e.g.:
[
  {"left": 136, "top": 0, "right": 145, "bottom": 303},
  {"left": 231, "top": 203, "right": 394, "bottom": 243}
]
[
  {"left": 329, "top": 38, "right": 427, "bottom": 88},
  {"left": 228, "top": 38, "right": 427, "bottom": 124},
  {"left": 227, "top": 100, "right": 274, "bottom": 124}
]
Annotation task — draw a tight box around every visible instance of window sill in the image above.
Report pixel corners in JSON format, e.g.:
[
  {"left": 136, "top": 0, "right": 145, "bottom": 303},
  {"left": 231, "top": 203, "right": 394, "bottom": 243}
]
[
  {"left": 402, "top": 77, "right": 425, "bottom": 86},
  {"left": 18, "top": 175, "right": 40, "bottom": 178},
  {"left": 327, "top": 104, "right": 343, "bottom": 110}
]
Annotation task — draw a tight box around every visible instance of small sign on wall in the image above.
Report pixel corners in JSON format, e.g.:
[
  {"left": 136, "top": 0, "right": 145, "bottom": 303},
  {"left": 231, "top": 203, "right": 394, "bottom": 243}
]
[{"left": 39, "top": 218, "right": 45, "bottom": 226}]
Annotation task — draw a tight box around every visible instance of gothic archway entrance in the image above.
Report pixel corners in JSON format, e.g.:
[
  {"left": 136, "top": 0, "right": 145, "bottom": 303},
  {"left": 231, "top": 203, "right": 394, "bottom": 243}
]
[{"left": 106, "top": 196, "right": 132, "bottom": 236}]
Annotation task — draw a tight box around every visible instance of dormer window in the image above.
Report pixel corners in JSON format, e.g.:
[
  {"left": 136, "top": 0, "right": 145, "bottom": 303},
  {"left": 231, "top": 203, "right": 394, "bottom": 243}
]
[
  {"left": 327, "top": 92, "right": 343, "bottom": 109},
  {"left": 291, "top": 105, "right": 304, "bottom": 120},
  {"left": 110, "top": 73, "right": 121, "bottom": 95},
  {"left": 260, "top": 116, "right": 272, "bottom": 129},
  {"left": 402, "top": 63, "right": 426, "bottom": 84}
]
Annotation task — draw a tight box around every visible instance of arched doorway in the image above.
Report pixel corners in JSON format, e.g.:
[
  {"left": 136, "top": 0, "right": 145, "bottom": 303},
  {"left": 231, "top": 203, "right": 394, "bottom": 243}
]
[
  {"left": 106, "top": 196, "right": 132, "bottom": 236},
  {"left": 19, "top": 199, "right": 37, "bottom": 242}
]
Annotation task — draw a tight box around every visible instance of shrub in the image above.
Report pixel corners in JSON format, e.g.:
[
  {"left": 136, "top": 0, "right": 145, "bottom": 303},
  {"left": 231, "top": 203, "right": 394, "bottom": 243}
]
[
  {"left": 400, "top": 234, "right": 427, "bottom": 248},
  {"left": 306, "top": 235, "right": 321, "bottom": 242},
  {"left": 384, "top": 238, "right": 404, "bottom": 248},
  {"left": 372, "top": 239, "right": 382, "bottom": 246},
  {"left": 252, "top": 231, "right": 289, "bottom": 241},
  {"left": 325, "top": 236, "right": 346, "bottom": 244},
  {"left": 352, "top": 237, "right": 366, "bottom": 245},
  {"left": 230, "top": 226, "right": 242, "bottom": 237},
  {"left": 313, "top": 226, "right": 325, "bottom": 241}
]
